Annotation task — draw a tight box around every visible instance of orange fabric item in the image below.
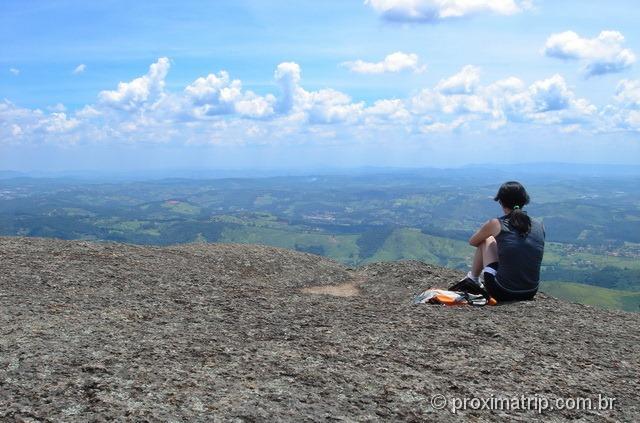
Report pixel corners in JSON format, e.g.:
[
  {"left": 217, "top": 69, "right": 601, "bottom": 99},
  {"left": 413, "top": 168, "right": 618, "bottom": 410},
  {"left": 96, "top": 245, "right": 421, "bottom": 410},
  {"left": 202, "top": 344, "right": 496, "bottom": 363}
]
[{"left": 413, "top": 289, "right": 497, "bottom": 306}]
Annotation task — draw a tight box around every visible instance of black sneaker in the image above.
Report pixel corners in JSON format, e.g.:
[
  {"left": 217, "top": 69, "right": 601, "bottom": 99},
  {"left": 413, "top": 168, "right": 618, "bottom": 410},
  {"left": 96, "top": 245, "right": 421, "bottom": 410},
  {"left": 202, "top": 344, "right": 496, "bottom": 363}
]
[{"left": 449, "top": 276, "right": 485, "bottom": 296}]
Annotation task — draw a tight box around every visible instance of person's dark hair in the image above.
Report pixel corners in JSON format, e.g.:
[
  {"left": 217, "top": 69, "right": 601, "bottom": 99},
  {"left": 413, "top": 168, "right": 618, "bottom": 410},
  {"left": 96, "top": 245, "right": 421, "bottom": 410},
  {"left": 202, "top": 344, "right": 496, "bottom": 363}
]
[{"left": 494, "top": 181, "right": 531, "bottom": 235}]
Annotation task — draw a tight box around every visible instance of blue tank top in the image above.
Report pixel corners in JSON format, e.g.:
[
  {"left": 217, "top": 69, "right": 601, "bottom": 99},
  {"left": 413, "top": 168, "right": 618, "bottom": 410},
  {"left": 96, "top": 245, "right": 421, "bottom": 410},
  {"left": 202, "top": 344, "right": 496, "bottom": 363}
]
[{"left": 495, "top": 214, "right": 545, "bottom": 293}]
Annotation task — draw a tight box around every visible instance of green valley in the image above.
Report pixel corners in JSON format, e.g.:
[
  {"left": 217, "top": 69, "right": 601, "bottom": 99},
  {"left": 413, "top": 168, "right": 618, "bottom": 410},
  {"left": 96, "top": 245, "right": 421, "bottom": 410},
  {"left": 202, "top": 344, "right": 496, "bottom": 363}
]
[{"left": 1, "top": 167, "right": 639, "bottom": 311}]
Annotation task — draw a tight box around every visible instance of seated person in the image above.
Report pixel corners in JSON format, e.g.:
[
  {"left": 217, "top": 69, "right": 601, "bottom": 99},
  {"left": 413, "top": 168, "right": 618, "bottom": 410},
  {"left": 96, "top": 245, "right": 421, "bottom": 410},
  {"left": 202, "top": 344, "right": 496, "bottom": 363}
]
[{"left": 452, "top": 181, "right": 545, "bottom": 302}]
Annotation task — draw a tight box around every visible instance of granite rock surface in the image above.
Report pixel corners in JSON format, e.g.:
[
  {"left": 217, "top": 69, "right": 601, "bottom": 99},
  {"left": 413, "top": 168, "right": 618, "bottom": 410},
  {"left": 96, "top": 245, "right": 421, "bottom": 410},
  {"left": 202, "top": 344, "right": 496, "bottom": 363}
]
[{"left": 1, "top": 237, "right": 638, "bottom": 422}]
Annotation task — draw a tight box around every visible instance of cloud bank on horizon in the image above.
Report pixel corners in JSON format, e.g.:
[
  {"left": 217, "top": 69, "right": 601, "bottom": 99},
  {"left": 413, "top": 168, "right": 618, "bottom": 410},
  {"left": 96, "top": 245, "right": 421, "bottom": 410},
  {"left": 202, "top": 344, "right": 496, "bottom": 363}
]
[
  {"left": 2, "top": 55, "right": 638, "bottom": 147},
  {"left": 1, "top": 0, "right": 639, "bottom": 168}
]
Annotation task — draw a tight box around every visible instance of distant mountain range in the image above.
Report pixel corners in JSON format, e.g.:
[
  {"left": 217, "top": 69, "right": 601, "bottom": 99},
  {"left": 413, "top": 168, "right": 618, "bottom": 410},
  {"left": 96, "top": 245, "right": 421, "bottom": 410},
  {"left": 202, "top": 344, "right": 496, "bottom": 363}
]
[{"left": 1, "top": 162, "right": 639, "bottom": 181}]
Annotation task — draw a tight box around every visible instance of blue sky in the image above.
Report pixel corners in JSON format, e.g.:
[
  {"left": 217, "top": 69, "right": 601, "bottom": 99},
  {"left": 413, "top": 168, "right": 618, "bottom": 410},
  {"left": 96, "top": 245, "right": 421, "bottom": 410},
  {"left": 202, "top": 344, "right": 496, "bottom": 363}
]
[{"left": 1, "top": 0, "right": 640, "bottom": 171}]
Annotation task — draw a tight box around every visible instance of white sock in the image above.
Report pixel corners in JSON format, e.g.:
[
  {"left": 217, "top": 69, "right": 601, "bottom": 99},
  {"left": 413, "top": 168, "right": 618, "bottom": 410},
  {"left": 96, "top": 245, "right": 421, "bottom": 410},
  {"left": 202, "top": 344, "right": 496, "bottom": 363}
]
[{"left": 466, "top": 271, "right": 479, "bottom": 283}]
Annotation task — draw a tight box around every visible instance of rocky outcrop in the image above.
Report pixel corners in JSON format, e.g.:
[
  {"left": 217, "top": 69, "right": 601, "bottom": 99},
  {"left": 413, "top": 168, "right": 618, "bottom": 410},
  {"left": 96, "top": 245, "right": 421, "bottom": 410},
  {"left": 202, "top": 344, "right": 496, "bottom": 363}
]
[{"left": 1, "top": 237, "right": 638, "bottom": 422}]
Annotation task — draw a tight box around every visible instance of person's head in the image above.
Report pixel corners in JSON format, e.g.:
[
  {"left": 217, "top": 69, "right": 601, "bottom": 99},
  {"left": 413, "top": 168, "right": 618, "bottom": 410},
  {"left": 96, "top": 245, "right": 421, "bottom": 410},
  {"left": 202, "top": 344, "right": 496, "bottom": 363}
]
[{"left": 494, "top": 181, "right": 531, "bottom": 235}]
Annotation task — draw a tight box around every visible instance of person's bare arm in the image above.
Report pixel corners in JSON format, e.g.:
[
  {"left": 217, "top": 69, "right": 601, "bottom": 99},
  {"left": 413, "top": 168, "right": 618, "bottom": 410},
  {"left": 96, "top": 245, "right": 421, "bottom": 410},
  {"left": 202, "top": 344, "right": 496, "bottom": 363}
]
[{"left": 469, "top": 218, "right": 501, "bottom": 247}]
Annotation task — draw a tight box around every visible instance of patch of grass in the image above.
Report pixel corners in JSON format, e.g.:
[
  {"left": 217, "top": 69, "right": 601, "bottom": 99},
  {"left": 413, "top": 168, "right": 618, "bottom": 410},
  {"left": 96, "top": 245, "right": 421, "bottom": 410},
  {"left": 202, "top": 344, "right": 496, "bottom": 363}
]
[
  {"left": 541, "top": 281, "right": 640, "bottom": 312},
  {"left": 60, "top": 208, "right": 96, "bottom": 217},
  {"left": 219, "top": 226, "right": 361, "bottom": 265},
  {"left": 161, "top": 201, "right": 200, "bottom": 215},
  {"left": 254, "top": 194, "right": 276, "bottom": 206}
]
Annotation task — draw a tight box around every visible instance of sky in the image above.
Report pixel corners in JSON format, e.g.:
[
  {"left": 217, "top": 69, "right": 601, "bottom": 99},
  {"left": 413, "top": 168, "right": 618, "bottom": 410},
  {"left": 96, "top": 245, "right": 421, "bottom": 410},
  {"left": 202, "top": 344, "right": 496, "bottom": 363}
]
[{"left": 1, "top": 0, "right": 640, "bottom": 172}]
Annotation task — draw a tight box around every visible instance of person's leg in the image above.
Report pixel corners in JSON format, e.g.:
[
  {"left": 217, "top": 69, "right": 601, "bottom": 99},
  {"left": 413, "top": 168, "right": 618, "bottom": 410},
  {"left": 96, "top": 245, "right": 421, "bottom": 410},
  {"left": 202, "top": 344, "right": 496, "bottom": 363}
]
[
  {"left": 451, "top": 236, "right": 499, "bottom": 292},
  {"left": 471, "top": 246, "right": 483, "bottom": 279},
  {"left": 471, "top": 236, "right": 498, "bottom": 278},
  {"left": 481, "top": 236, "right": 498, "bottom": 267}
]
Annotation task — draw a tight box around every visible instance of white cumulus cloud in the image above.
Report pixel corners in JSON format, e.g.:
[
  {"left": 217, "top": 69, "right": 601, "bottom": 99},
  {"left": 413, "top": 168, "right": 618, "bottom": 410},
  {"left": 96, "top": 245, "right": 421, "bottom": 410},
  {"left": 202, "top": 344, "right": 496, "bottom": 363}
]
[
  {"left": 624, "top": 110, "right": 640, "bottom": 130},
  {"left": 419, "top": 116, "right": 475, "bottom": 133},
  {"left": 501, "top": 74, "right": 595, "bottom": 125},
  {"left": 614, "top": 79, "right": 640, "bottom": 109},
  {"left": 274, "top": 62, "right": 303, "bottom": 114},
  {"left": 0, "top": 100, "right": 81, "bottom": 144},
  {"left": 600, "top": 79, "right": 640, "bottom": 131},
  {"left": 410, "top": 70, "right": 595, "bottom": 129},
  {"left": 365, "top": 99, "right": 411, "bottom": 123},
  {"left": 528, "top": 74, "right": 573, "bottom": 112},
  {"left": 436, "top": 65, "right": 481, "bottom": 94},
  {"left": 3, "top": 57, "right": 637, "bottom": 146},
  {"left": 410, "top": 89, "right": 489, "bottom": 115},
  {"left": 44, "top": 112, "right": 80, "bottom": 133},
  {"left": 543, "top": 30, "right": 636, "bottom": 76},
  {"left": 365, "top": 0, "right": 529, "bottom": 23},
  {"left": 274, "top": 62, "right": 364, "bottom": 123},
  {"left": 98, "top": 57, "right": 170, "bottom": 111},
  {"left": 342, "top": 52, "right": 426, "bottom": 74},
  {"left": 183, "top": 71, "right": 275, "bottom": 119},
  {"left": 304, "top": 89, "right": 364, "bottom": 124}
]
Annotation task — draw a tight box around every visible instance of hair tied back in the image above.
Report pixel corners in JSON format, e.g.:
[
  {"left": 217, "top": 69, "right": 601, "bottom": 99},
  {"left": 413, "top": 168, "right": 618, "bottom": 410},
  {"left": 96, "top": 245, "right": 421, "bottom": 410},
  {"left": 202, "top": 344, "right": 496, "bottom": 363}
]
[{"left": 494, "top": 181, "right": 531, "bottom": 235}]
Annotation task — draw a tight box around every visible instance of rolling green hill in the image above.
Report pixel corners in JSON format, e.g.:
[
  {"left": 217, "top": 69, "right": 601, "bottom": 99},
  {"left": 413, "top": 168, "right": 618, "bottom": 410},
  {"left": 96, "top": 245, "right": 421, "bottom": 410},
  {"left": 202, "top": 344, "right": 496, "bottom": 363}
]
[
  {"left": 2, "top": 172, "right": 640, "bottom": 312},
  {"left": 365, "top": 228, "right": 472, "bottom": 269}
]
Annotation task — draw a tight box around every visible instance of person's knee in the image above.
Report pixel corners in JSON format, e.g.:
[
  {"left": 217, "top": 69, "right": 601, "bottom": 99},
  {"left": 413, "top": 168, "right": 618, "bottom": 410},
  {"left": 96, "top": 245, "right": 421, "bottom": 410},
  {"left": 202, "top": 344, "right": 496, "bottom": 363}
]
[{"left": 481, "top": 236, "right": 496, "bottom": 246}]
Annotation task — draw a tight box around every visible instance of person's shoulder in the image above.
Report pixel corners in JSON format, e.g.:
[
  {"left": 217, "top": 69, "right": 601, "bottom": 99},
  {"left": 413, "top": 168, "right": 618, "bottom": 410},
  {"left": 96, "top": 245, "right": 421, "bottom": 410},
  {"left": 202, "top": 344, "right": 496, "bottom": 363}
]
[
  {"left": 488, "top": 217, "right": 501, "bottom": 233},
  {"left": 496, "top": 214, "right": 507, "bottom": 225}
]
